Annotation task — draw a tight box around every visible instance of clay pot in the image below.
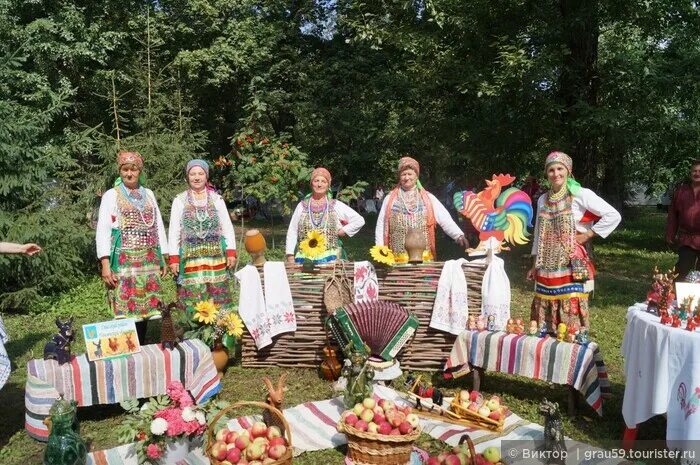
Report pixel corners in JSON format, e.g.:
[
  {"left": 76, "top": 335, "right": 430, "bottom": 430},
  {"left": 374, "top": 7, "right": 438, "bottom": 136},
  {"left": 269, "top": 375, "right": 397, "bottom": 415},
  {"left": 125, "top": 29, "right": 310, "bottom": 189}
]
[
  {"left": 404, "top": 228, "right": 427, "bottom": 263},
  {"left": 244, "top": 229, "right": 267, "bottom": 266},
  {"left": 211, "top": 342, "right": 229, "bottom": 378}
]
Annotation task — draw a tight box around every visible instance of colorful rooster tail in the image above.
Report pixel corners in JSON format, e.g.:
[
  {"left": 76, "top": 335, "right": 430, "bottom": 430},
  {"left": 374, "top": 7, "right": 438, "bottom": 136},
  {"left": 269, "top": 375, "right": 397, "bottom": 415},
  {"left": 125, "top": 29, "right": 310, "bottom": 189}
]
[
  {"left": 495, "top": 187, "right": 534, "bottom": 245},
  {"left": 453, "top": 190, "right": 487, "bottom": 230}
]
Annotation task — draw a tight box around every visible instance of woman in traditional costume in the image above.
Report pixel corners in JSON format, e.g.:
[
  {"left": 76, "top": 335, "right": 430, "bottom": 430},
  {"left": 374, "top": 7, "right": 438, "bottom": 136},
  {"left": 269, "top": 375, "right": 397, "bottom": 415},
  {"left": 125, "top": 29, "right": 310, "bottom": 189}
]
[
  {"left": 169, "top": 159, "right": 237, "bottom": 314},
  {"left": 96, "top": 151, "right": 168, "bottom": 343},
  {"left": 375, "top": 157, "right": 467, "bottom": 263},
  {"left": 527, "top": 151, "right": 621, "bottom": 332},
  {"left": 285, "top": 167, "right": 365, "bottom": 264}
]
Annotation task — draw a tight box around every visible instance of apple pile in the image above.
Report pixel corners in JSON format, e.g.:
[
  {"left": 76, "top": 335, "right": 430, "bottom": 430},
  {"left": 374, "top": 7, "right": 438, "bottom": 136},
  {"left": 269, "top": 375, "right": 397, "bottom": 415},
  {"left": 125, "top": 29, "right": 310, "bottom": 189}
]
[
  {"left": 338, "top": 397, "right": 420, "bottom": 436},
  {"left": 425, "top": 444, "right": 502, "bottom": 465},
  {"left": 209, "top": 423, "right": 288, "bottom": 465},
  {"left": 454, "top": 390, "right": 506, "bottom": 423}
]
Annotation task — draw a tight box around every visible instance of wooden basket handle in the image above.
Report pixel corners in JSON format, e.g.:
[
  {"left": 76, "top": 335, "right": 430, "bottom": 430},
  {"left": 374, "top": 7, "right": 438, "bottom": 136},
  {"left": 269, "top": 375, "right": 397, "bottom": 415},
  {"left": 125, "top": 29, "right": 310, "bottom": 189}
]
[
  {"left": 458, "top": 434, "right": 477, "bottom": 465},
  {"left": 206, "top": 400, "right": 293, "bottom": 456}
]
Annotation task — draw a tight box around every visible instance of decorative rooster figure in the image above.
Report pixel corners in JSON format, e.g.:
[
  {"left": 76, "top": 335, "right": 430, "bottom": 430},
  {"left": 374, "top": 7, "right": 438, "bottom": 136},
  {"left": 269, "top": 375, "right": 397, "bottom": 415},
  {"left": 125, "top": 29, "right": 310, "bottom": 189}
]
[{"left": 453, "top": 174, "right": 534, "bottom": 254}]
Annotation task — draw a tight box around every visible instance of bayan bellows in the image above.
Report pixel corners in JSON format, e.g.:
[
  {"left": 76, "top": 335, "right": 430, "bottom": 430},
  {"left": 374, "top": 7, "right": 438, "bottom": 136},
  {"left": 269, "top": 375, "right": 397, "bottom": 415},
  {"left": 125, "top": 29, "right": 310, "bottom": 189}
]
[{"left": 327, "top": 301, "right": 419, "bottom": 361}]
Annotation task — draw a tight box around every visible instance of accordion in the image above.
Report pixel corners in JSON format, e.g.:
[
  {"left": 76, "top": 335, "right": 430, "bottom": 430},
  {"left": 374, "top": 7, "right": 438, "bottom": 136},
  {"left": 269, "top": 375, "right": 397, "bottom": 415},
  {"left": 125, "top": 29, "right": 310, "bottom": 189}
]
[{"left": 326, "top": 301, "right": 419, "bottom": 361}]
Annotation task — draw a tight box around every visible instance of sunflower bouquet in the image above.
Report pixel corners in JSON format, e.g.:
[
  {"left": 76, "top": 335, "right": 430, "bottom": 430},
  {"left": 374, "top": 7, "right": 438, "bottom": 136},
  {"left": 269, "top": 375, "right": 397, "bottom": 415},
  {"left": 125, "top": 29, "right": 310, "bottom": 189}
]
[{"left": 178, "top": 300, "right": 244, "bottom": 351}]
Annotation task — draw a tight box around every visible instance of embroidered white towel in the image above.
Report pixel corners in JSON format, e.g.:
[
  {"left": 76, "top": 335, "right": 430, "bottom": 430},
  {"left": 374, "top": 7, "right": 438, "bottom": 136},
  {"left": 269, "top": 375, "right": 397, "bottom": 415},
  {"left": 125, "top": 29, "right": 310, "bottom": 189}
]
[
  {"left": 353, "top": 261, "right": 379, "bottom": 303},
  {"left": 429, "top": 258, "right": 469, "bottom": 334},
  {"left": 481, "top": 253, "right": 511, "bottom": 331},
  {"left": 234, "top": 265, "right": 271, "bottom": 349},
  {"left": 263, "top": 262, "right": 297, "bottom": 337}
]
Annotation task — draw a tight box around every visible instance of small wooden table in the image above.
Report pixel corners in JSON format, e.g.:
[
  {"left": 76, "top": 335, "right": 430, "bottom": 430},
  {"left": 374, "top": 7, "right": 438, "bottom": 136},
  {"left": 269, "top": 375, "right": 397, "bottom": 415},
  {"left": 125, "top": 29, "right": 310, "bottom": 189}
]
[{"left": 443, "top": 330, "right": 610, "bottom": 416}]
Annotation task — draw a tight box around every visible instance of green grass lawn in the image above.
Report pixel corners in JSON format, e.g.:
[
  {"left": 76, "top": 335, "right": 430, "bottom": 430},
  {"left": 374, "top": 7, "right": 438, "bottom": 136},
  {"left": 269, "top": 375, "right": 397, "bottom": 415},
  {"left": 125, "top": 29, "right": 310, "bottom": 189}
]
[{"left": 0, "top": 207, "right": 674, "bottom": 464}]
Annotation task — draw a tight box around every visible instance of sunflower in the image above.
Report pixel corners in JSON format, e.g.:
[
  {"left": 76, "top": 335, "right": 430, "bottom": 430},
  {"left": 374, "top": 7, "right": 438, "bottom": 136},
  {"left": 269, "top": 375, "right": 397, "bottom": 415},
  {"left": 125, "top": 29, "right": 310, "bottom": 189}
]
[
  {"left": 299, "top": 230, "right": 327, "bottom": 259},
  {"left": 193, "top": 300, "right": 218, "bottom": 325},
  {"left": 370, "top": 245, "right": 395, "bottom": 266},
  {"left": 224, "top": 312, "right": 244, "bottom": 338}
]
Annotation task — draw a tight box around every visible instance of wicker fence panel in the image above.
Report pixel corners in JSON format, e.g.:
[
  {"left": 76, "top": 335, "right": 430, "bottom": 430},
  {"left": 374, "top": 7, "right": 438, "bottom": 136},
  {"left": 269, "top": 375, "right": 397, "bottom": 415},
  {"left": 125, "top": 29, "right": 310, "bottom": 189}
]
[{"left": 241, "top": 261, "right": 486, "bottom": 371}]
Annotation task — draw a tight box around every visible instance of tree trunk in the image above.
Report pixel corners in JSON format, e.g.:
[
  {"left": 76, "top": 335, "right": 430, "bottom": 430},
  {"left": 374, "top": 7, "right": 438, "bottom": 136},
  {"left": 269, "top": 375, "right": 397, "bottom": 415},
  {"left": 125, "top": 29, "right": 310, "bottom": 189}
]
[{"left": 558, "top": 0, "right": 600, "bottom": 188}]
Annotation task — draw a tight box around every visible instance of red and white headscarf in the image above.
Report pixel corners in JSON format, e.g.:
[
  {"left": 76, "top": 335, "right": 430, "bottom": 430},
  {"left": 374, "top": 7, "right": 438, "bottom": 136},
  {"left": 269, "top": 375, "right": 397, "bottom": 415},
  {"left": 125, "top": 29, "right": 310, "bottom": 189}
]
[
  {"left": 398, "top": 156, "right": 420, "bottom": 176},
  {"left": 117, "top": 151, "right": 143, "bottom": 170}
]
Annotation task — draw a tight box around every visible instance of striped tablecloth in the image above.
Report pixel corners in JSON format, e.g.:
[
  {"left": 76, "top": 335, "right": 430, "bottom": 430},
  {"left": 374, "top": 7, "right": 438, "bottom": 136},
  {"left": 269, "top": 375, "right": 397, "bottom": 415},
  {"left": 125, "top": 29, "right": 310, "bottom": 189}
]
[
  {"left": 443, "top": 330, "right": 611, "bottom": 416},
  {"left": 25, "top": 339, "right": 221, "bottom": 441}
]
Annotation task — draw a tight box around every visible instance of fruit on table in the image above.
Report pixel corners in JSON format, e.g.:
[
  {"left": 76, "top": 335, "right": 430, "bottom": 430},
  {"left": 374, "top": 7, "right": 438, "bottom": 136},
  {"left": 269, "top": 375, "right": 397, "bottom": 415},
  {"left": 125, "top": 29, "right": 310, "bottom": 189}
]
[
  {"left": 338, "top": 397, "right": 418, "bottom": 436},
  {"left": 211, "top": 423, "right": 288, "bottom": 464}
]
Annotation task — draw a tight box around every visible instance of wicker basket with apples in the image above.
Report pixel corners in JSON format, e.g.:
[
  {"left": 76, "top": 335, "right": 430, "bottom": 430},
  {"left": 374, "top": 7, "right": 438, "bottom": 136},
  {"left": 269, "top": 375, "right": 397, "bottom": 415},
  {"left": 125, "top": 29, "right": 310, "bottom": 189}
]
[
  {"left": 336, "top": 397, "right": 421, "bottom": 465},
  {"left": 425, "top": 434, "right": 505, "bottom": 465},
  {"left": 449, "top": 390, "right": 506, "bottom": 432},
  {"left": 206, "top": 401, "right": 293, "bottom": 465}
]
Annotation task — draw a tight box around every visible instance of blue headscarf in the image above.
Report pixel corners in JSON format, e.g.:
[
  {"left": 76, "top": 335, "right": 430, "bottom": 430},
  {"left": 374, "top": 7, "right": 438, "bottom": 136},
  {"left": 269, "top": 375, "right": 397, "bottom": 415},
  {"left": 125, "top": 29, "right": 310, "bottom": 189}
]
[{"left": 186, "top": 159, "right": 210, "bottom": 178}]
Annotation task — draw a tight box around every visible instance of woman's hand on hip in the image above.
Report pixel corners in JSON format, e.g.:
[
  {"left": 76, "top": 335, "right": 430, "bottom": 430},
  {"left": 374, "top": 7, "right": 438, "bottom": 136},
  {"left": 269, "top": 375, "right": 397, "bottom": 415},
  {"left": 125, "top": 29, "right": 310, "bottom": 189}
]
[
  {"left": 160, "top": 265, "right": 169, "bottom": 278},
  {"left": 170, "top": 263, "right": 179, "bottom": 275},
  {"left": 226, "top": 256, "right": 237, "bottom": 269},
  {"left": 576, "top": 230, "right": 595, "bottom": 245}
]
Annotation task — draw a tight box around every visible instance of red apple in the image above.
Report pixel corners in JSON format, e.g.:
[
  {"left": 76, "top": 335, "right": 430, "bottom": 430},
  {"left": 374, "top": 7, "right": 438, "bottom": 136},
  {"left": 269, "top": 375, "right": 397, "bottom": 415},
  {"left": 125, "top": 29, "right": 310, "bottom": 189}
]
[
  {"left": 250, "top": 421, "right": 268, "bottom": 439},
  {"left": 354, "top": 420, "right": 368, "bottom": 432},
  {"left": 372, "top": 405, "right": 384, "bottom": 415},
  {"left": 344, "top": 413, "right": 359, "bottom": 426},
  {"left": 269, "top": 437, "right": 286, "bottom": 448},
  {"left": 426, "top": 457, "right": 441, "bottom": 465},
  {"left": 444, "top": 454, "right": 462, "bottom": 465},
  {"left": 386, "top": 409, "right": 406, "bottom": 427},
  {"left": 234, "top": 432, "right": 250, "bottom": 450},
  {"left": 488, "top": 410, "right": 502, "bottom": 421},
  {"left": 469, "top": 390, "right": 480, "bottom": 402},
  {"left": 212, "top": 441, "right": 228, "bottom": 461},
  {"left": 467, "top": 402, "right": 480, "bottom": 412},
  {"left": 216, "top": 428, "right": 231, "bottom": 442},
  {"left": 226, "top": 431, "right": 240, "bottom": 445},
  {"left": 405, "top": 413, "right": 420, "bottom": 429},
  {"left": 226, "top": 447, "right": 241, "bottom": 463},
  {"left": 398, "top": 421, "right": 412, "bottom": 435},
  {"left": 389, "top": 428, "right": 401, "bottom": 436},
  {"left": 268, "top": 444, "right": 288, "bottom": 460},
  {"left": 373, "top": 412, "right": 386, "bottom": 424},
  {"left": 437, "top": 452, "right": 450, "bottom": 463},
  {"left": 378, "top": 422, "right": 392, "bottom": 435}
]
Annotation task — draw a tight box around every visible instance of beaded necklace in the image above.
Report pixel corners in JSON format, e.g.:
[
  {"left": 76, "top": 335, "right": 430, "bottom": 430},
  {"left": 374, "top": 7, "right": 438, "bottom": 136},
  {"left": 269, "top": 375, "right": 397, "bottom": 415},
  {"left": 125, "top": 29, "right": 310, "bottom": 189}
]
[
  {"left": 307, "top": 196, "right": 329, "bottom": 230},
  {"left": 119, "top": 184, "right": 155, "bottom": 228},
  {"left": 187, "top": 189, "right": 211, "bottom": 239},
  {"left": 398, "top": 188, "right": 421, "bottom": 229}
]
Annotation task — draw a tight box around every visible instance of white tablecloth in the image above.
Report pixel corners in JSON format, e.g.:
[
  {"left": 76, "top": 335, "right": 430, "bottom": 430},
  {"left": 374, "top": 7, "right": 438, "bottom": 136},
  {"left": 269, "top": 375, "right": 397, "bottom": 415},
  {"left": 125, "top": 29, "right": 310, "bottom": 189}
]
[
  {"left": 0, "top": 315, "right": 9, "bottom": 391},
  {"left": 623, "top": 303, "right": 700, "bottom": 457}
]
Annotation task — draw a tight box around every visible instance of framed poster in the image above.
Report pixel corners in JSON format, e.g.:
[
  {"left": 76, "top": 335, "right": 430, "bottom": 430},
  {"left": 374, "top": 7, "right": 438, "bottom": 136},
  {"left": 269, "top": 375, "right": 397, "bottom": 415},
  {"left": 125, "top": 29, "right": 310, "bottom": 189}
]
[
  {"left": 675, "top": 282, "right": 700, "bottom": 310},
  {"left": 83, "top": 318, "right": 140, "bottom": 361}
]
